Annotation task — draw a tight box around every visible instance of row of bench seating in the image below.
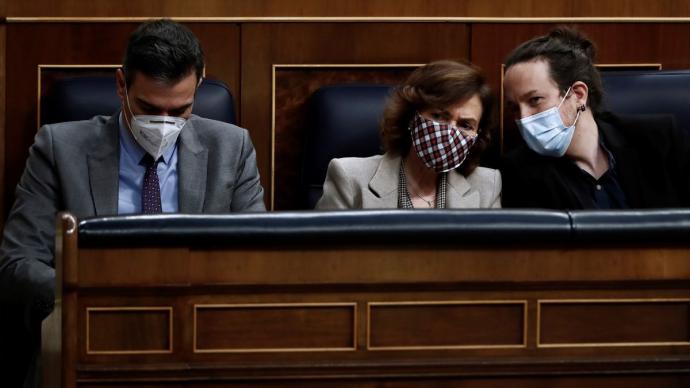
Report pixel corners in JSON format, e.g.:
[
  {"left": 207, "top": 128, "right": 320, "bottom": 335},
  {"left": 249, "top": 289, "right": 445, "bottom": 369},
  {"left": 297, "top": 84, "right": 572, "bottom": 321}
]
[
  {"left": 78, "top": 208, "right": 690, "bottom": 247},
  {"left": 43, "top": 70, "right": 690, "bottom": 208}
]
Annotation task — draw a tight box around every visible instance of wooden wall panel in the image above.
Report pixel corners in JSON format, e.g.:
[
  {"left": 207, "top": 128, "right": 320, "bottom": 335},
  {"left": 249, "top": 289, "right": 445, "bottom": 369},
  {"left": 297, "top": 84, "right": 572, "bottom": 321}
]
[
  {"left": 76, "top": 295, "right": 188, "bottom": 369},
  {"left": 71, "top": 289, "right": 690, "bottom": 385},
  {"left": 4, "top": 23, "right": 128, "bottom": 223},
  {"left": 86, "top": 308, "right": 172, "bottom": 353},
  {"left": 575, "top": 1, "right": 690, "bottom": 17},
  {"left": 194, "top": 304, "right": 355, "bottom": 352},
  {"left": 6, "top": 0, "right": 569, "bottom": 18},
  {"left": 0, "top": 24, "right": 5, "bottom": 231},
  {"left": 241, "top": 23, "right": 469, "bottom": 209},
  {"left": 539, "top": 300, "right": 690, "bottom": 346},
  {"left": 74, "top": 377, "right": 690, "bottom": 388},
  {"left": 79, "top": 248, "right": 190, "bottom": 286},
  {"left": 2, "top": 22, "right": 239, "bottom": 219},
  {"left": 368, "top": 302, "right": 525, "bottom": 349},
  {"left": 7, "top": 0, "right": 690, "bottom": 18},
  {"left": 75, "top": 376, "right": 690, "bottom": 388}
]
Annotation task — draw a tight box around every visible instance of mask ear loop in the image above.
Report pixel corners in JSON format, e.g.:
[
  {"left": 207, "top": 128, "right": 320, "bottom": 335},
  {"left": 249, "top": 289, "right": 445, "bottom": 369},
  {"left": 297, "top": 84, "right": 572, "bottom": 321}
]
[
  {"left": 122, "top": 85, "right": 138, "bottom": 131},
  {"left": 568, "top": 107, "right": 582, "bottom": 128},
  {"left": 557, "top": 87, "right": 572, "bottom": 109},
  {"left": 557, "top": 86, "right": 581, "bottom": 127}
]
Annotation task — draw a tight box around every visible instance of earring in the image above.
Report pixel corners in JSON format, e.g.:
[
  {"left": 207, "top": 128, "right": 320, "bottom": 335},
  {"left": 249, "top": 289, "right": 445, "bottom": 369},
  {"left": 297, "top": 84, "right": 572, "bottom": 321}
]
[{"left": 579, "top": 105, "right": 587, "bottom": 112}]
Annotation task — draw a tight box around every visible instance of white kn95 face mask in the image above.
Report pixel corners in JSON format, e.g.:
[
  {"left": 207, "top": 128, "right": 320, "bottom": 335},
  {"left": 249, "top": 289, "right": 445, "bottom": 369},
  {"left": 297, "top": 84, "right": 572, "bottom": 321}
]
[{"left": 124, "top": 88, "right": 187, "bottom": 160}]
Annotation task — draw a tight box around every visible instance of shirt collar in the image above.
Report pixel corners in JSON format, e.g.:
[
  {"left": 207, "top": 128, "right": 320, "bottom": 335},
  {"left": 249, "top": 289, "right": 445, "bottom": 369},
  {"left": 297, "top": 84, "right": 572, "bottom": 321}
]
[
  {"left": 598, "top": 129, "right": 617, "bottom": 169},
  {"left": 563, "top": 130, "right": 617, "bottom": 179},
  {"left": 118, "top": 112, "right": 177, "bottom": 165}
]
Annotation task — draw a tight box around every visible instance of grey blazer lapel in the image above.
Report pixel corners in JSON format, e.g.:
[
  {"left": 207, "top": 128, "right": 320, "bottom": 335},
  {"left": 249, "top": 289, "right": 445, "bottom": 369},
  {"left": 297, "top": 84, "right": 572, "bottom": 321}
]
[
  {"left": 367, "top": 153, "right": 401, "bottom": 208},
  {"left": 87, "top": 115, "right": 120, "bottom": 216},
  {"left": 178, "top": 120, "right": 208, "bottom": 213},
  {"left": 446, "top": 171, "right": 480, "bottom": 208}
]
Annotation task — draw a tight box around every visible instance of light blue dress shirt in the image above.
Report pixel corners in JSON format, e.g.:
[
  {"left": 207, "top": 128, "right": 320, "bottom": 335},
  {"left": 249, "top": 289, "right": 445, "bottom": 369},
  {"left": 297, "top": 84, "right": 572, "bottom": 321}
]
[{"left": 117, "top": 113, "right": 179, "bottom": 214}]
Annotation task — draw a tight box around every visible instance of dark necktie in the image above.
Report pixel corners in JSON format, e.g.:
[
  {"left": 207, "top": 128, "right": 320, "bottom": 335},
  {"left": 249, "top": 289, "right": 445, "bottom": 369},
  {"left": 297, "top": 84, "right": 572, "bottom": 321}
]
[{"left": 141, "top": 154, "right": 162, "bottom": 214}]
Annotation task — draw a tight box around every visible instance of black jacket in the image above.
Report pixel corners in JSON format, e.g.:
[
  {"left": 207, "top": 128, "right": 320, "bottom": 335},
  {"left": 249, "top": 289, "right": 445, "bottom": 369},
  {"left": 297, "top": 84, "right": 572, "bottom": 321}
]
[{"left": 500, "top": 113, "right": 690, "bottom": 209}]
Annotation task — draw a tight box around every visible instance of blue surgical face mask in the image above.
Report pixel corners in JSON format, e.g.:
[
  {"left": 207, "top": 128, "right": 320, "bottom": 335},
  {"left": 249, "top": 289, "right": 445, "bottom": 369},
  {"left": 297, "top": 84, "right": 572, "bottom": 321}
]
[{"left": 515, "top": 87, "right": 581, "bottom": 157}]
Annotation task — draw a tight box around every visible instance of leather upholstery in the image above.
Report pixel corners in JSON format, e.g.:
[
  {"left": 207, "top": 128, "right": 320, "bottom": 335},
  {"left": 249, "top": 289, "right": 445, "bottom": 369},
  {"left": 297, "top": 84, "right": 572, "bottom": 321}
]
[
  {"left": 570, "top": 209, "right": 690, "bottom": 244},
  {"left": 601, "top": 69, "right": 690, "bottom": 134},
  {"left": 78, "top": 209, "right": 572, "bottom": 247},
  {"left": 41, "top": 76, "right": 236, "bottom": 125},
  {"left": 78, "top": 209, "right": 690, "bottom": 247},
  {"left": 301, "top": 85, "right": 392, "bottom": 208}
]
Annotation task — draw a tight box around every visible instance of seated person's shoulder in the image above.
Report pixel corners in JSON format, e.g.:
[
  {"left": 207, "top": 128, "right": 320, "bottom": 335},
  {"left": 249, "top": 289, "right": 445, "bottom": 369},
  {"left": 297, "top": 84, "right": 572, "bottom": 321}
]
[
  {"left": 317, "top": 155, "right": 385, "bottom": 210},
  {"left": 464, "top": 166, "right": 502, "bottom": 201},
  {"left": 326, "top": 155, "right": 388, "bottom": 185},
  {"left": 466, "top": 166, "right": 500, "bottom": 182},
  {"left": 501, "top": 144, "right": 546, "bottom": 171},
  {"left": 330, "top": 154, "right": 385, "bottom": 173},
  {"left": 40, "top": 115, "right": 112, "bottom": 148},
  {"left": 188, "top": 115, "right": 248, "bottom": 139}
]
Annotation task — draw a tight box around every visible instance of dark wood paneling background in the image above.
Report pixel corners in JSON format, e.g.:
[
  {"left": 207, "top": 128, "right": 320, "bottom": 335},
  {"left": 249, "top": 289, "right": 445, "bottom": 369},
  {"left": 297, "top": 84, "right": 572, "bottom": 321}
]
[
  {"left": 5, "top": 24, "right": 137, "bottom": 227},
  {"left": 0, "top": 23, "right": 5, "bottom": 229},
  {"left": 6, "top": 0, "right": 690, "bottom": 17},
  {"left": 2, "top": 13, "right": 690, "bottom": 222}
]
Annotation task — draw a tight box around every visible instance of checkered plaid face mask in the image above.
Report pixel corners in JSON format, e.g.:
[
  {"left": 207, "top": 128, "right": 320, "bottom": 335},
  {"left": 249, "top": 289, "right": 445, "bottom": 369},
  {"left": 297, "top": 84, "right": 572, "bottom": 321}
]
[{"left": 409, "top": 112, "right": 478, "bottom": 173}]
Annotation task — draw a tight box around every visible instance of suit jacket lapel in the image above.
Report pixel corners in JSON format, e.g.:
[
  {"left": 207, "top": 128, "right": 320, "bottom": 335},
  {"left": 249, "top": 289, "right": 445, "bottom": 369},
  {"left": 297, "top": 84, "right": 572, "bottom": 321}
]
[
  {"left": 598, "top": 118, "right": 644, "bottom": 207},
  {"left": 367, "top": 153, "right": 401, "bottom": 208},
  {"left": 366, "top": 154, "right": 480, "bottom": 208},
  {"left": 178, "top": 120, "right": 208, "bottom": 213},
  {"left": 446, "top": 171, "right": 480, "bottom": 208},
  {"left": 87, "top": 115, "right": 120, "bottom": 216}
]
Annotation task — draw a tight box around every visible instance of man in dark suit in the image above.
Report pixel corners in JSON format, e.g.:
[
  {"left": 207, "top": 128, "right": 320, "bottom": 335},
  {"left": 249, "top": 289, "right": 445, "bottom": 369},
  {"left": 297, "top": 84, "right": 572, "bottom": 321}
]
[
  {"left": 500, "top": 27, "right": 689, "bottom": 209},
  {"left": 0, "top": 19, "right": 265, "bottom": 387}
]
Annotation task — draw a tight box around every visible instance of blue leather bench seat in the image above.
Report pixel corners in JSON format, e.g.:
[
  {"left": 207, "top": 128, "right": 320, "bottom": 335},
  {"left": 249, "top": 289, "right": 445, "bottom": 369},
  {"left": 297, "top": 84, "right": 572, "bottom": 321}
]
[
  {"left": 77, "top": 209, "right": 690, "bottom": 247},
  {"left": 570, "top": 209, "right": 690, "bottom": 244},
  {"left": 601, "top": 70, "right": 690, "bottom": 134},
  {"left": 78, "top": 210, "right": 571, "bottom": 247},
  {"left": 302, "top": 85, "right": 392, "bottom": 208},
  {"left": 41, "top": 76, "right": 236, "bottom": 125}
]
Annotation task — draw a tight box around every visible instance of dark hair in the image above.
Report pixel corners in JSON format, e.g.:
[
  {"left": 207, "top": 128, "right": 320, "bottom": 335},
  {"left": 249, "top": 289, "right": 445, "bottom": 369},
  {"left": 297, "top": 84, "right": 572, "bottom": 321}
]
[
  {"left": 505, "top": 26, "right": 603, "bottom": 113},
  {"left": 122, "top": 19, "right": 204, "bottom": 87},
  {"left": 381, "top": 60, "right": 495, "bottom": 176}
]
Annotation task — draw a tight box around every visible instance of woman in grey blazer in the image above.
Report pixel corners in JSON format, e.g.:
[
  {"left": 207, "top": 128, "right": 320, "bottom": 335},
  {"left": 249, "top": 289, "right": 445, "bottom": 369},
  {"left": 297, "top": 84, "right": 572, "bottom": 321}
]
[{"left": 316, "top": 60, "right": 501, "bottom": 209}]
